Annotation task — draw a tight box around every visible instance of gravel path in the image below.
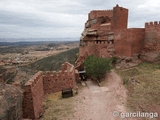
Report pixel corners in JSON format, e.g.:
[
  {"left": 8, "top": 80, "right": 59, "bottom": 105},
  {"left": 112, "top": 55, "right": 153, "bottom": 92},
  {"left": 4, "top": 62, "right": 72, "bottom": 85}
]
[{"left": 64, "top": 70, "right": 130, "bottom": 120}]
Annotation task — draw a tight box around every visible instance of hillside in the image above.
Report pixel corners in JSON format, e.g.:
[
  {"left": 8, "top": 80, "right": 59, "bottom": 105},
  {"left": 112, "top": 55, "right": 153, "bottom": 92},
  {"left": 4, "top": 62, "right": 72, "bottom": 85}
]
[
  {"left": 1, "top": 47, "right": 78, "bottom": 85},
  {"left": 28, "top": 47, "right": 79, "bottom": 71},
  {"left": 116, "top": 62, "right": 160, "bottom": 115}
]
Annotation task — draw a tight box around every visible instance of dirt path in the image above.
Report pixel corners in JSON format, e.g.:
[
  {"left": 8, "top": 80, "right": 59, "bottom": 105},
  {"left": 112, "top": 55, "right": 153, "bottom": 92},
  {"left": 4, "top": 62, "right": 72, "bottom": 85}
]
[
  {"left": 64, "top": 70, "right": 128, "bottom": 120},
  {"left": 42, "top": 70, "right": 134, "bottom": 120}
]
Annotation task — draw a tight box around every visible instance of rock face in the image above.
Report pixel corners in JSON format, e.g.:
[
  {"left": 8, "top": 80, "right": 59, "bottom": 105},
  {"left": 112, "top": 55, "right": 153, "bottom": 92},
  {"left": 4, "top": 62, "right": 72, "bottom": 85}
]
[
  {"left": 76, "top": 4, "right": 160, "bottom": 69},
  {"left": 140, "top": 51, "right": 160, "bottom": 62},
  {"left": 0, "top": 84, "right": 23, "bottom": 120}
]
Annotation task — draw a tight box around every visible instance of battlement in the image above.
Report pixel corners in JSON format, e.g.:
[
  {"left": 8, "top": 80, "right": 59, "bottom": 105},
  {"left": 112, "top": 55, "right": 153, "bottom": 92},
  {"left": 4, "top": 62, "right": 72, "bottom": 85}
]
[
  {"left": 24, "top": 71, "right": 43, "bottom": 92},
  {"left": 91, "top": 9, "right": 113, "bottom": 12},
  {"left": 145, "top": 21, "right": 160, "bottom": 28},
  {"left": 23, "top": 62, "right": 78, "bottom": 119},
  {"left": 42, "top": 62, "right": 77, "bottom": 94},
  {"left": 89, "top": 9, "right": 113, "bottom": 20}
]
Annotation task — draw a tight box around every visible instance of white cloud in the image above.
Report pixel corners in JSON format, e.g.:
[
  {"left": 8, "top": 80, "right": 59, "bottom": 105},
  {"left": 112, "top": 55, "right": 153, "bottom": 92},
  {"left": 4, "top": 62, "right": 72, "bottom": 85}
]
[{"left": 0, "top": 0, "right": 160, "bottom": 39}]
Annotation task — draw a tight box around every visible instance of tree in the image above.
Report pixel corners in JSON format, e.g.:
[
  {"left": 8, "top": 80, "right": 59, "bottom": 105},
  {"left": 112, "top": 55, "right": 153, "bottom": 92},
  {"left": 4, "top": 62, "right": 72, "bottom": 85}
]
[{"left": 84, "top": 55, "right": 112, "bottom": 82}]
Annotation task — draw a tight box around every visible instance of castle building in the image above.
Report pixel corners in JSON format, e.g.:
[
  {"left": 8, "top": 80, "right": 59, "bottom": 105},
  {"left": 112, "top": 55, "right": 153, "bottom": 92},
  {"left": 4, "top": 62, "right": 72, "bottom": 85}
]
[{"left": 76, "top": 4, "right": 160, "bottom": 69}]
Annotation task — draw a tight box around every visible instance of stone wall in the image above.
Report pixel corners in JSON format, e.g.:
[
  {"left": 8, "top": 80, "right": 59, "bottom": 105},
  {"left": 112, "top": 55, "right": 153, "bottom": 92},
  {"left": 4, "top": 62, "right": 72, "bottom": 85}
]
[
  {"left": 144, "top": 21, "right": 160, "bottom": 52},
  {"left": 78, "top": 4, "right": 128, "bottom": 64},
  {"left": 23, "top": 62, "right": 78, "bottom": 119},
  {"left": 23, "top": 71, "right": 44, "bottom": 119},
  {"left": 114, "top": 28, "right": 145, "bottom": 57},
  {"left": 76, "top": 4, "right": 160, "bottom": 69},
  {"left": 89, "top": 10, "right": 113, "bottom": 20},
  {"left": 43, "top": 62, "right": 77, "bottom": 94},
  {"left": 113, "top": 5, "right": 128, "bottom": 29}
]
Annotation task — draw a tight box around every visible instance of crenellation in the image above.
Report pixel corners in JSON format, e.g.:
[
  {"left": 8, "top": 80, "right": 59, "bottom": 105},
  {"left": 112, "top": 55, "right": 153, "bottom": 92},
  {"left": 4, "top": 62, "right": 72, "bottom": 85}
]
[
  {"left": 56, "top": 72, "right": 60, "bottom": 77},
  {"left": 92, "top": 9, "right": 113, "bottom": 12},
  {"left": 23, "top": 62, "right": 78, "bottom": 119},
  {"left": 145, "top": 22, "right": 149, "bottom": 28},
  {"left": 46, "top": 71, "right": 50, "bottom": 76},
  {"left": 23, "top": 4, "right": 160, "bottom": 119},
  {"left": 150, "top": 22, "right": 153, "bottom": 26},
  {"left": 78, "top": 4, "right": 160, "bottom": 66},
  {"left": 145, "top": 21, "right": 160, "bottom": 28},
  {"left": 154, "top": 21, "right": 158, "bottom": 25},
  {"left": 53, "top": 71, "right": 57, "bottom": 76},
  {"left": 64, "top": 70, "right": 68, "bottom": 76}
]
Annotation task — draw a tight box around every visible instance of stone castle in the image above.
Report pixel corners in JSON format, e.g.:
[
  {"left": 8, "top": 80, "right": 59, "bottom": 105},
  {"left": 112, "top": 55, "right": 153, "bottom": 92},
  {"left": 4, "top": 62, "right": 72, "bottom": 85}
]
[
  {"left": 76, "top": 4, "right": 160, "bottom": 69},
  {"left": 2, "top": 4, "right": 160, "bottom": 120},
  {"left": 23, "top": 5, "right": 160, "bottom": 119}
]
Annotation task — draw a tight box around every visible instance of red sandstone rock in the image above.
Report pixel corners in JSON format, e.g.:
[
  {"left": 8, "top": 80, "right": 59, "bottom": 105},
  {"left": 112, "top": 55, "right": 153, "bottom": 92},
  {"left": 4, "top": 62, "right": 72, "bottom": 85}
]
[{"left": 0, "top": 84, "right": 23, "bottom": 120}]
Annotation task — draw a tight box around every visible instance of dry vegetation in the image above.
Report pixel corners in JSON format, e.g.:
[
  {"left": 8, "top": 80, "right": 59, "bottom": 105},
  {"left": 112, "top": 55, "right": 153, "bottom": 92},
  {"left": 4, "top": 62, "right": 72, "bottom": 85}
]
[
  {"left": 0, "top": 41, "right": 79, "bottom": 85},
  {"left": 42, "top": 92, "right": 75, "bottom": 120},
  {"left": 116, "top": 62, "right": 160, "bottom": 114},
  {"left": 41, "top": 83, "right": 83, "bottom": 120}
]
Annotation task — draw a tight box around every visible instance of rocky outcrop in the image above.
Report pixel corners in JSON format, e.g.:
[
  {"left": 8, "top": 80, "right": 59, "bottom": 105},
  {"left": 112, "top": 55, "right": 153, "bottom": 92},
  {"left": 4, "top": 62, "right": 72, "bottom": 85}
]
[
  {"left": 114, "top": 54, "right": 142, "bottom": 69},
  {"left": 77, "top": 5, "right": 129, "bottom": 69},
  {"left": 0, "top": 84, "right": 23, "bottom": 120},
  {"left": 77, "top": 5, "right": 160, "bottom": 71},
  {"left": 140, "top": 51, "right": 160, "bottom": 62}
]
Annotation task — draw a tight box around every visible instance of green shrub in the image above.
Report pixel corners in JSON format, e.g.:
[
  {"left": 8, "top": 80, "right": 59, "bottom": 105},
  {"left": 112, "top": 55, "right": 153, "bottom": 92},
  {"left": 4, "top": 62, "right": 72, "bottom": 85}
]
[{"left": 84, "top": 55, "right": 112, "bottom": 82}]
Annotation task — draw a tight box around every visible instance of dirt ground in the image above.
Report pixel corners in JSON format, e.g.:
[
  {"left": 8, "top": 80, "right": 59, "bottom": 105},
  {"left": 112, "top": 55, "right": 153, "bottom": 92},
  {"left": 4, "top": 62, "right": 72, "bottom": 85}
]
[
  {"left": 71, "top": 70, "right": 127, "bottom": 120},
  {"left": 42, "top": 70, "right": 137, "bottom": 120}
]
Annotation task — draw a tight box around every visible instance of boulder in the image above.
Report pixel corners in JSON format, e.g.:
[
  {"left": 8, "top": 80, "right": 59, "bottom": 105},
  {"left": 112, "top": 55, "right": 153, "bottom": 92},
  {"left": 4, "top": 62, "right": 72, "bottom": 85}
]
[
  {"left": 0, "top": 84, "right": 23, "bottom": 120},
  {"left": 141, "top": 51, "right": 160, "bottom": 62}
]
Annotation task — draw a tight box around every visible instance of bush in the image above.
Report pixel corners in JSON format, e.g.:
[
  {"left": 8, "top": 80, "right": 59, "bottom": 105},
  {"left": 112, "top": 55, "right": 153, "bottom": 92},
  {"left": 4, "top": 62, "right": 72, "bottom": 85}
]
[{"left": 84, "top": 55, "right": 112, "bottom": 82}]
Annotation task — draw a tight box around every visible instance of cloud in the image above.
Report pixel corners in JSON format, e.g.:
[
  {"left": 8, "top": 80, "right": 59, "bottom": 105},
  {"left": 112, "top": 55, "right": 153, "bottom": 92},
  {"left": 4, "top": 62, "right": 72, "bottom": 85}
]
[{"left": 0, "top": 0, "right": 160, "bottom": 39}]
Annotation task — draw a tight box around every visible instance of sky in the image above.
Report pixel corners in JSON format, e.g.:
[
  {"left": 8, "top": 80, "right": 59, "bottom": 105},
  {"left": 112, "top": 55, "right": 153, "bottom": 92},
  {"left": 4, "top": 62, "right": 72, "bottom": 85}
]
[{"left": 0, "top": 0, "right": 160, "bottom": 39}]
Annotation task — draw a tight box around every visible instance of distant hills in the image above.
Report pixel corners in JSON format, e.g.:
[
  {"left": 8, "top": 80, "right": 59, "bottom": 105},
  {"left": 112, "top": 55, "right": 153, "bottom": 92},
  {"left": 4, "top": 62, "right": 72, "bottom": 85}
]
[
  {"left": 0, "top": 37, "right": 79, "bottom": 46},
  {"left": 0, "top": 37, "right": 79, "bottom": 43}
]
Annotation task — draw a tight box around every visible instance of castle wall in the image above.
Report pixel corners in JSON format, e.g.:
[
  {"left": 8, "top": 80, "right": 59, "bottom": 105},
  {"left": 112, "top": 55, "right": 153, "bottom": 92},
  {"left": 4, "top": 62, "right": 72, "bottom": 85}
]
[
  {"left": 78, "top": 4, "right": 129, "bottom": 64},
  {"left": 43, "top": 62, "right": 76, "bottom": 94},
  {"left": 23, "top": 62, "right": 78, "bottom": 119},
  {"left": 77, "top": 4, "right": 160, "bottom": 68},
  {"left": 23, "top": 71, "right": 44, "bottom": 119},
  {"left": 87, "top": 10, "right": 113, "bottom": 31},
  {"left": 79, "top": 40, "right": 110, "bottom": 58},
  {"left": 144, "top": 21, "right": 160, "bottom": 52},
  {"left": 114, "top": 28, "right": 145, "bottom": 57},
  {"left": 89, "top": 10, "right": 113, "bottom": 20}
]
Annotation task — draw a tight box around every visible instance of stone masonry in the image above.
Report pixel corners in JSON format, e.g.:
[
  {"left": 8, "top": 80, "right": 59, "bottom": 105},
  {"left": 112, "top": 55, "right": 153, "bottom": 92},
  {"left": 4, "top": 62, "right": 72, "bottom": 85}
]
[
  {"left": 76, "top": 4, "right": 160, "bottom": 68},
  {"left": 22, "top": 62, "right": 79, "bottom": 119}
]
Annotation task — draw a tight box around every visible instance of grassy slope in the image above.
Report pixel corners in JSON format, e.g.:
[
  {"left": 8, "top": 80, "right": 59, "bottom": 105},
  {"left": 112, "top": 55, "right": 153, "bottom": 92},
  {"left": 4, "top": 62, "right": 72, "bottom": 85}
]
[
  {"left": 28, "top": 47, "right": 79, "bottom": 71},
  {"left": 116, "top": 62, "right": 160, "bottom": 113}
]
